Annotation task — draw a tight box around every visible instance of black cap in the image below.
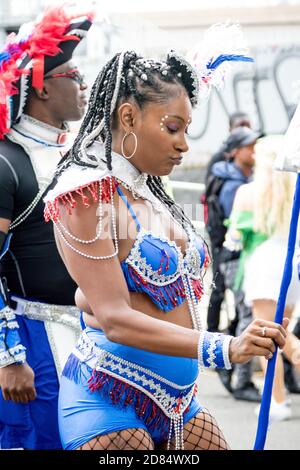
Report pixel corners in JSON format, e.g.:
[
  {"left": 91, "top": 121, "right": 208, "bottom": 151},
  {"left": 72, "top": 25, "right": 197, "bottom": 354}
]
[{"left": 226, "top": 126, "right": 260, "bottom": 153}]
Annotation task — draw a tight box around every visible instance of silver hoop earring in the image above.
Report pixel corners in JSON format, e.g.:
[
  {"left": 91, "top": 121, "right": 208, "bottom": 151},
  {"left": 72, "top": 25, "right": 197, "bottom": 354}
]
[{"left": 121, "top": 131, "right": 137, "bottom": 160}]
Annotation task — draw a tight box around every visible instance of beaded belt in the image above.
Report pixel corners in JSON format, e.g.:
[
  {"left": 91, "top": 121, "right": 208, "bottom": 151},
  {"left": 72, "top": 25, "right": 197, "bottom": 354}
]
[
  {"left": 71, "top": 331, "right": 197, "bottom": 450},
  {"left": 11, "top": 295, "right": 81, "bottom": 331}
]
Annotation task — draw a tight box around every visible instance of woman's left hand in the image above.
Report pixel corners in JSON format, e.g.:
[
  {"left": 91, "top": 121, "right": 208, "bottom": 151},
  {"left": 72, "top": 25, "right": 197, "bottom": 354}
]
[{"left": 229, "top": 317, "right": 289, "bottom": 364}]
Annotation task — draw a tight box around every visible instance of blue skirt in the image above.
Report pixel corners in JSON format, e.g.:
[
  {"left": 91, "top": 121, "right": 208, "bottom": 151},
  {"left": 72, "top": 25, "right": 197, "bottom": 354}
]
[
  {"left": 0, "top": 316, "right": 61, "bottom": 449},
  {"left": 59, "top": 326, "right": 203, "bottom": 450}
]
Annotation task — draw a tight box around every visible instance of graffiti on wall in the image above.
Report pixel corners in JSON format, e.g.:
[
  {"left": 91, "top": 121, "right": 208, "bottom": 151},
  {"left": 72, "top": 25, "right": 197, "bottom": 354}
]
[{"left": 188, "top": 46, "right": 300, "bottom": 140}]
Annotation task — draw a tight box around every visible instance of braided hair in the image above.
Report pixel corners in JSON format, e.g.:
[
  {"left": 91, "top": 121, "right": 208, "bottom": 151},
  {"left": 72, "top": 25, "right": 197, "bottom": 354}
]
[{"left": 56, "top": 51, "right": 197, "bottom": 232}]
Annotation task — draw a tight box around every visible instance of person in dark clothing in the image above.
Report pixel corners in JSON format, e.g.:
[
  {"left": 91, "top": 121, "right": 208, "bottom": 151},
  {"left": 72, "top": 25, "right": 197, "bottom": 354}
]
[
  {"left": 0, "top": 7, "right": 93, "bottom": 449},
  {"left": 205, "top": 111, "right": 251, "bottom": 184},
  {"left": 205, "top": 126, "right": 261, "bottom": 401},
  {"left": 203, "top": 113, "right": 252, "bottom": 337},
  {"left": 206, "top": 126, "right": 259, "bottom": 331},
  {"left": 202, "top": 112, "right": 251, "bottom": 240}
]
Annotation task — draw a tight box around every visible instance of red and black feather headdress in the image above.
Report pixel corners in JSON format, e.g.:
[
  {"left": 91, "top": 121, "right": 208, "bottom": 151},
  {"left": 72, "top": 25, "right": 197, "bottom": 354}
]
[{"left": 0, "top": 6, "right": 94, "bottom": 139}]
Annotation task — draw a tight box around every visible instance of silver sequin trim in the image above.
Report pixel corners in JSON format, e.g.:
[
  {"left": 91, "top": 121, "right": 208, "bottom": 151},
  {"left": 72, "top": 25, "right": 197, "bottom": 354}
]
[
  {"left": 0, "top": 306, "right": 16, "bottom": 321},
  {"left": 125, "top": 228, "right": 202, "bottom": 286}
]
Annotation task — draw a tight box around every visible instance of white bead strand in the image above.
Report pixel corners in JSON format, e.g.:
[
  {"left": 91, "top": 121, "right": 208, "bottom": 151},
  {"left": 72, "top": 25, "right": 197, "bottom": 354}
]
[
  {"left": 54, "top": 176, "right": 119, "bottom": 260},
  {"left": 10, "top": 184, "right": 48, "bottom": 230},
  {"left": 56, "top": 179, "right": 104, "bottom": 244}
]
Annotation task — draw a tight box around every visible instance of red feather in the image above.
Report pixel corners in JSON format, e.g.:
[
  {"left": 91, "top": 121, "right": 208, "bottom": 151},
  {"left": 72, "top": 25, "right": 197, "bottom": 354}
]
[{"left": 0, "top": 6, "right": 94, "bottom": 139}]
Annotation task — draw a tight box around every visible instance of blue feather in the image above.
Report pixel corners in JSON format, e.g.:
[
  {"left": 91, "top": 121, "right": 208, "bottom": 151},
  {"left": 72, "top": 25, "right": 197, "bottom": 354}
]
[
  {"left": 0, "top": 51, "right": 11, "bottom": 67},
  {"left": 207, "top": 54, "right": 254, "bottom": 70},
  {"left": 0, "top": 42, "right": 23, "bottom": 68}
]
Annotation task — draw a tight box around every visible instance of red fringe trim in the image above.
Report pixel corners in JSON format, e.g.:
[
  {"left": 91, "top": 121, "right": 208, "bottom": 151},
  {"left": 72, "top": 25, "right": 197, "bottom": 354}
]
[
  {"left": 127, "top": 265, "right": 204, "bottom": 307},
  {"left": 88, "top": 371, "right": 170, "bottom": 428},
  {"left": 44, "top": 176, "right": 119, "bottom": 222},
  {"left": 87, "top": 370, "right": 198, "bottom": 434},
  {"left": 192, "top": 279, "right": 204, "bottom": 302},
  {"left": 127, "top": 265, "right": 187, "bottom": 308},
  {"left": 203, "top": 249, "right": 210, "bottom": 269}
]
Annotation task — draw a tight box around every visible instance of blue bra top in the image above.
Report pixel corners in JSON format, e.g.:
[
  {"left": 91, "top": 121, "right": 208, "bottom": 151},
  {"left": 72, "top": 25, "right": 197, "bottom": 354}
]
[{"left": 117, "top": 186, "right": 208, "bottom": 312}]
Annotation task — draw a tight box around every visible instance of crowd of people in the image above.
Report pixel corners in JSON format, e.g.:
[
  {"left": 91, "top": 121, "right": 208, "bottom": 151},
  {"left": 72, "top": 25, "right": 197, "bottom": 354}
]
[
  {"left": 0, "top": 6, "right": 298, "bottom": 451},
  {"left": 204, "top": 118, "right": 300, "bottom": 418}
]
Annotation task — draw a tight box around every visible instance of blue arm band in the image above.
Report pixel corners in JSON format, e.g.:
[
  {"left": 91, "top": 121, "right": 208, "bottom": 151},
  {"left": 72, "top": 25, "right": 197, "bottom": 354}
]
[{"left": 198, "top": 331, "right": 233, "bottom": 370}]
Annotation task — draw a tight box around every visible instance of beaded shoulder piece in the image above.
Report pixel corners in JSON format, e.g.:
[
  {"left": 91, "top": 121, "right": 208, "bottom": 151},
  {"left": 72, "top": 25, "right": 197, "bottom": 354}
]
[
  {"left": 44, "top": 146, "right": 164, "bottom": 223},
  {"left": 44, "top": 165, "right": 118, "bottom": 222}
]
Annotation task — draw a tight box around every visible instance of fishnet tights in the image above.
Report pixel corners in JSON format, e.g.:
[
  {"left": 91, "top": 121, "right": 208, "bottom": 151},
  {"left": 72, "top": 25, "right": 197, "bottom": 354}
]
[
  {"left": 166, "top": 409, "right": 230, "bottom": 450},
  {"left": 76, "top": 409, "right": 229, "bottom": 451},
  {"left": 76, "top": 428, "right": 154, "bottom": 450}
]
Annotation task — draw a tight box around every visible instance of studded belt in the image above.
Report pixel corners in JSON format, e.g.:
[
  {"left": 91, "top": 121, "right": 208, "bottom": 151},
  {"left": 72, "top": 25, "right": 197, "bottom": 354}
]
[{"left": 11, "top": 295, "right": 81, "bottom": 331}]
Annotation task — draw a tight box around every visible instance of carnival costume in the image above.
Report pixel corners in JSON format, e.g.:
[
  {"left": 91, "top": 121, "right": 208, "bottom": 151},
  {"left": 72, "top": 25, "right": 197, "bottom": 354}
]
[
  {"left": 0, "top": 8, "right": 93, "bottom": 449},
  {"left": 44, "top": 149, "right": 231, "bottom": 450},
  {"left": 44, "top": 24, "right": 254, "bottom": 450}
]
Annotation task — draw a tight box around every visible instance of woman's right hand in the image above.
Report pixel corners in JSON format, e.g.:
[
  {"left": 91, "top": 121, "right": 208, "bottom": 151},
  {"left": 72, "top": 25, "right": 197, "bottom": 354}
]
[
  {"left": 229, "top": 317, "right": 289, "bottom": 364},
  {"left": 0, "top": 363, "right": 36, "bottom": 403}
]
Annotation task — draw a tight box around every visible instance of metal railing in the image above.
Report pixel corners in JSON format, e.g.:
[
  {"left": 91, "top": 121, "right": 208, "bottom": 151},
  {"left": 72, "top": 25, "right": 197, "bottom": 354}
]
[
  {"left": 170, "top": 180, "right": 206, "bottom": 233},
  {"left": 169, "top": 180, "right": 205, "bottom": 192}
]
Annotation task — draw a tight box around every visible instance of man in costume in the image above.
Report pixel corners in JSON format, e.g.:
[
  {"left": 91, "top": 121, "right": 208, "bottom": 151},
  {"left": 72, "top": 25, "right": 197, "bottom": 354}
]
[{"left": 0, "top": 6, "right": 93, "bottom": 449}]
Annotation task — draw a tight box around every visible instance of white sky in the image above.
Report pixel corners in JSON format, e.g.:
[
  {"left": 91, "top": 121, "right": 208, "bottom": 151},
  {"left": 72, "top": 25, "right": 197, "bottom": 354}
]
[
  {"left": 4, "top": 0, "right": 299, "bottom": 18},
  {"left": 2, "top": 0, "right": 300, "bottom": 23},
  {"left": 98, "top": 0, "right": 300, "bottom": 13}
]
